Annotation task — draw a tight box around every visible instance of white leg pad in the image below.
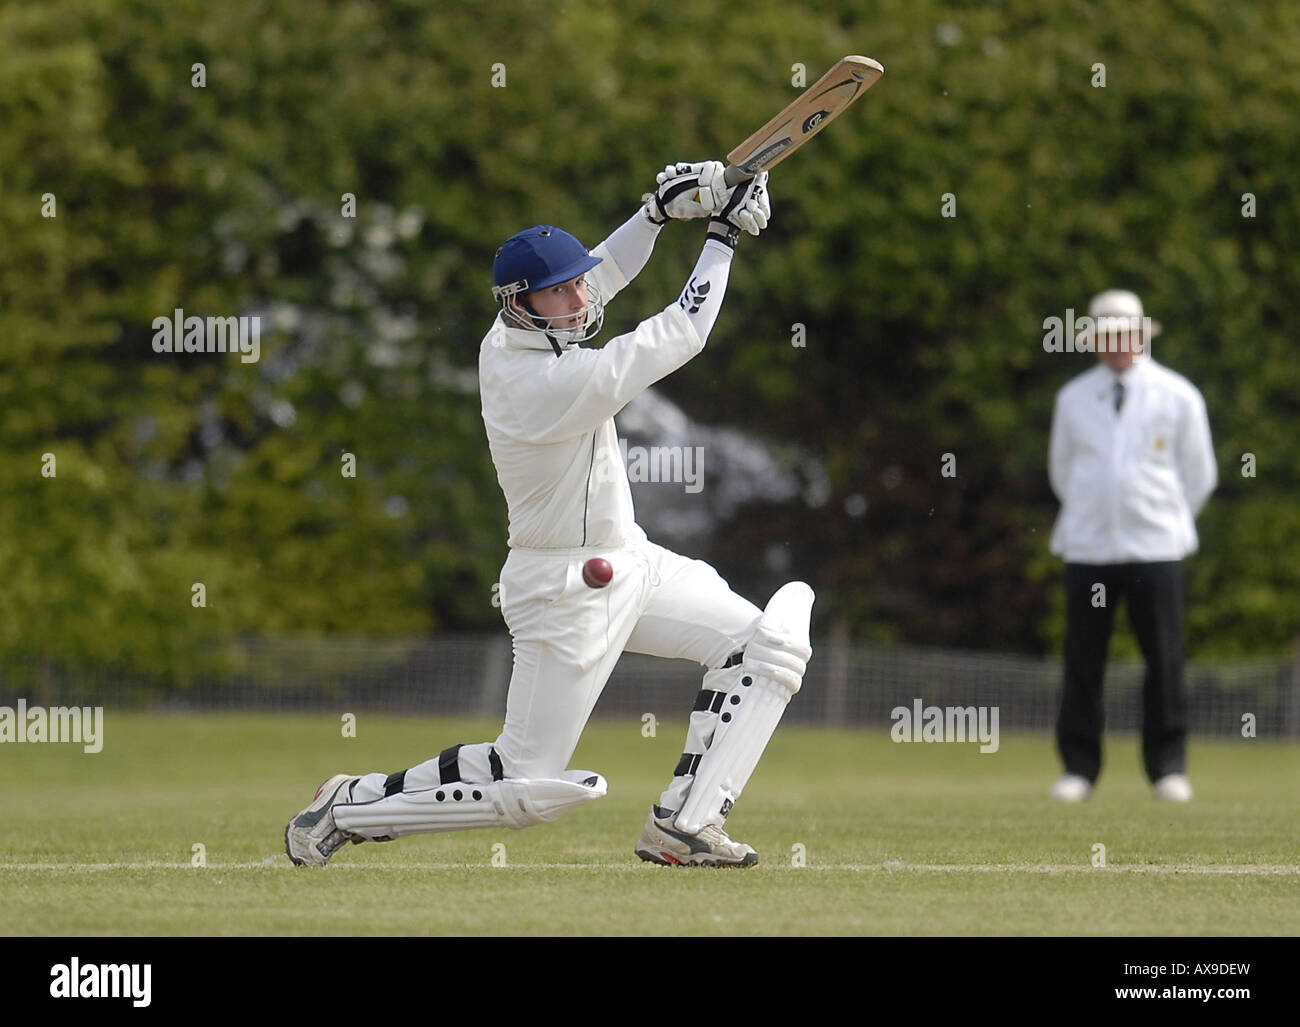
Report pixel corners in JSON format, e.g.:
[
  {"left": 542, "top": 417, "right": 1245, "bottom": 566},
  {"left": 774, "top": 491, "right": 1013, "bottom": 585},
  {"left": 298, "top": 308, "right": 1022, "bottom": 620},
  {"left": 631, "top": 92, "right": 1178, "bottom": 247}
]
[
  {"left": 674, "top": 582, "right": 814, "bottom": 834},
  {"left": 332, "top": 770, "right": 607, "bottom": 840}
]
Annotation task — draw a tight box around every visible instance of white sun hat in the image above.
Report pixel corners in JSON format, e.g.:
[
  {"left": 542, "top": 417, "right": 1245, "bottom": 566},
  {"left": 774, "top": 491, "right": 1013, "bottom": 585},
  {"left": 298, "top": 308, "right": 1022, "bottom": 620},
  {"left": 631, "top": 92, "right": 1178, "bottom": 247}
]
[{"left": 1076, "top": 288, "right": 1162, "bottom": 347}]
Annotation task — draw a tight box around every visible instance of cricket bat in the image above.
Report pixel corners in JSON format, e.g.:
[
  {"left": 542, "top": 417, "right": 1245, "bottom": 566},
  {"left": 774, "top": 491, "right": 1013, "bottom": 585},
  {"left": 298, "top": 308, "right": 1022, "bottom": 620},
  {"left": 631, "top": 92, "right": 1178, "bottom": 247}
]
[{"left": 721, "top": 55, "right": 884, "bottom": 186}]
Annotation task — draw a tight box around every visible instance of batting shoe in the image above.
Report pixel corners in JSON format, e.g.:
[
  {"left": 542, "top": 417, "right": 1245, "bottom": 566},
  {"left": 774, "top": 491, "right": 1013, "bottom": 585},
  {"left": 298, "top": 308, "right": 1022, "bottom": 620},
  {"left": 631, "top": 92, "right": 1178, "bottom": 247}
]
[
  {"left": 1153, "top": 774, "right": 1194, "bottom": 803},
  {"left": 1048, "top": 773, "right": 1093, "bottom": 803},
  {"left": 634, "top": 806, "right": 759, "bottom": 868},
  {"left": 285, "top": 773, "right": 363, "bottom": 867}
]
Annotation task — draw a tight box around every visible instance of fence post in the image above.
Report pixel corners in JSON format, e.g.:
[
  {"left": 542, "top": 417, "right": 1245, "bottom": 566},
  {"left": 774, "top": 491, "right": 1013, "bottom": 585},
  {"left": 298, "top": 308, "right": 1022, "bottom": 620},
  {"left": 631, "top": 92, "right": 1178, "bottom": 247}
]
[
  {"left": 825, "top": 615, "right": 849, "bottom": 725},
  {"left": 479, "top": 636, "right": 512, "bottom": 718},
  {"left": 37, "top": 652, "right": 53, "bottom": 707},
  {"left": 1288, "top": 635, "right": 1300, "bottom": 740}
]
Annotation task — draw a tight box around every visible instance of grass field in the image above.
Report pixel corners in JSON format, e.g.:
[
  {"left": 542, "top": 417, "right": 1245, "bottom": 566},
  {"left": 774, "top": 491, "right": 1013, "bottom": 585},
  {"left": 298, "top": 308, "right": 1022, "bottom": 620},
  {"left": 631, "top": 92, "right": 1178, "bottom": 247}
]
[{"left": 1, "top": 712, "right": 1297, "bottom": 935}]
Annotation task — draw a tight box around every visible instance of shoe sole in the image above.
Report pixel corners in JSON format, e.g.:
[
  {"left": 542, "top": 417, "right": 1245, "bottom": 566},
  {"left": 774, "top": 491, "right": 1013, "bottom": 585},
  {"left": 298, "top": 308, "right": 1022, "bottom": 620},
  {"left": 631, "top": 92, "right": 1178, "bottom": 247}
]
[
  {"left": 285, "top": 774, "right": 352, "bottom": 867},
  {"left": 634, "top": 847, "right": 759, "bottom": 868}
]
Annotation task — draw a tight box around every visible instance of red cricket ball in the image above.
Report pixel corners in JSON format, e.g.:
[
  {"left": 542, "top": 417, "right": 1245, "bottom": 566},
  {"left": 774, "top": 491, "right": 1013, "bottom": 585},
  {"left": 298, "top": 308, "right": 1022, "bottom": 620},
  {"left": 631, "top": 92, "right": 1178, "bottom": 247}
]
[{"left": 582, "top": 557, "right": 613, "bottom": 589}]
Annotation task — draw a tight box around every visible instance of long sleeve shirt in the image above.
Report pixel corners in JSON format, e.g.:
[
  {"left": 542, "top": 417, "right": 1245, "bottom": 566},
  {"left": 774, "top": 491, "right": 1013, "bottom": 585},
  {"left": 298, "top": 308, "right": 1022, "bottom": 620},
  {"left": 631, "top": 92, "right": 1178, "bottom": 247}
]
[
  {"left": 479, "top": 214, "right": 730, "bottom": 550},
  {"left": 1048, "top": 358, "right": 1217, "bottom": 563}
]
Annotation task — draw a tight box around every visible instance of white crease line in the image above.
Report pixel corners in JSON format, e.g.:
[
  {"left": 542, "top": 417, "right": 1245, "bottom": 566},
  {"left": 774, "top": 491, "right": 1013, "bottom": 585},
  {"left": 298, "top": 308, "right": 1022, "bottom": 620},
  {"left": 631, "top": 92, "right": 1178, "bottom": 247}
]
[{"left": 1, "top": 861, "right": 1297, "bottom": 875}]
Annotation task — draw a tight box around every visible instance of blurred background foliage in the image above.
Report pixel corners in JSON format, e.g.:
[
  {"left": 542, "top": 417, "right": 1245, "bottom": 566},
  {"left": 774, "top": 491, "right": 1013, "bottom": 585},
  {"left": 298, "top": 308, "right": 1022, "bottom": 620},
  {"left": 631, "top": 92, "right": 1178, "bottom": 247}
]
[{"left": 1, "top": 0, "right": 1297, "bottom": 683}]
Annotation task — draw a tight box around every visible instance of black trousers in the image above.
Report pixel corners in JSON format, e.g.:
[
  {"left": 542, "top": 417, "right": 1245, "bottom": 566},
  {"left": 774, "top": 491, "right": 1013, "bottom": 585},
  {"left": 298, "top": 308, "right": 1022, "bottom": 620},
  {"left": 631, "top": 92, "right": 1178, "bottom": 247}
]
[{"left": 1056, "top": 561, "right": 1188, "bottom": 784}]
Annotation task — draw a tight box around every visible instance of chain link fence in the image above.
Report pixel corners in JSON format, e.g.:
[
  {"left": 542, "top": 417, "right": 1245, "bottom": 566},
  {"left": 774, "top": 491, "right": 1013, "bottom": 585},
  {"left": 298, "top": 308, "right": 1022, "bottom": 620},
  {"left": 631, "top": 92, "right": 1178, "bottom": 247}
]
[{"left": 3, "top": 634, "right": 1296, "bottom": 737}]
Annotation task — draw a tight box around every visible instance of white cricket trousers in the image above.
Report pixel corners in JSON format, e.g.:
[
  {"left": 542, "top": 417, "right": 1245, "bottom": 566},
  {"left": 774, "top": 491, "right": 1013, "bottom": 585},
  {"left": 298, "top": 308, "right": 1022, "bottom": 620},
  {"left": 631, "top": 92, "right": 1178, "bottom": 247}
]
[{"left": 350, "top": 528, "right": 762, "bottom": 804}]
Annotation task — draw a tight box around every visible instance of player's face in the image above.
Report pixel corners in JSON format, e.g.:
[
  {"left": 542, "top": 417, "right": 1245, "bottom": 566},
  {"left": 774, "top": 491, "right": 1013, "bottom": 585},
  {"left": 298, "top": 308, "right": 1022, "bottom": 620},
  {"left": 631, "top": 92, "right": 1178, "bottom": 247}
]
[
  {"left": 1096, "top": 328, "right": 1144, "bottom": 371},
  {"left": 521, "top": 274, "right": 589, "bottom": 330}
]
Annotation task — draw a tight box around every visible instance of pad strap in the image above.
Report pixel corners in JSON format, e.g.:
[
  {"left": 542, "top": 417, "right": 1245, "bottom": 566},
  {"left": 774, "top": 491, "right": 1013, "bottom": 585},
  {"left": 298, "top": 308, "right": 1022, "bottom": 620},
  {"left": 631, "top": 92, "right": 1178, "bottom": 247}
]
[
  {"left": 438, "top": 744, "right": 463, "bottom": 785},
  {"left": 692, "top": 690, "right": 726, "bottom": 713}
]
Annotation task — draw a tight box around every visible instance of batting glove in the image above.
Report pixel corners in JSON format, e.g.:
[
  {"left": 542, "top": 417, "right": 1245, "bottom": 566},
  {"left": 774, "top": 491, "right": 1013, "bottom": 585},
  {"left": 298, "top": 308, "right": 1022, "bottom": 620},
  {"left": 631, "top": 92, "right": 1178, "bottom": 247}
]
[
  {"left": 642, "top": 160, "right": 728, "bottom": 224},
  {"left": 706, "top": 171, "right": 770, "bottom": 248}
]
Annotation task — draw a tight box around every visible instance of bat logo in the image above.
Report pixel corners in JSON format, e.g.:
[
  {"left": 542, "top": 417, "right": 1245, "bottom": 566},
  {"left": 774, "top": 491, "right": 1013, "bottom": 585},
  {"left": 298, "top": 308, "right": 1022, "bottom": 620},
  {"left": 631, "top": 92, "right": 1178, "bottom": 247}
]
[
  {"left": 801, "top": 109, "right": 831, "bottom": 133},
  {"left": 740, "top": 139, "right": 792, "bottom": 172}
]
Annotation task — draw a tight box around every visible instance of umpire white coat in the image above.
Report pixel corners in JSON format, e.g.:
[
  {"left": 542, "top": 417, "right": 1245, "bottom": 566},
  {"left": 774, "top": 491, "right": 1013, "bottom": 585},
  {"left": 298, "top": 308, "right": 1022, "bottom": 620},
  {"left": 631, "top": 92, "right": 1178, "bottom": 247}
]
[{"left": 1048, "top": 357, "right": 1217, "bottom": 563}]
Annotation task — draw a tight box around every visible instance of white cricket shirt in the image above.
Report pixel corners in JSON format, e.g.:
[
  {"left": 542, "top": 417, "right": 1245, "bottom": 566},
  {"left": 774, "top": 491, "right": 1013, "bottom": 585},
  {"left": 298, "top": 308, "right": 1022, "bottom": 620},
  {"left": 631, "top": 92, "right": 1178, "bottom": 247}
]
[
  {"left": 479, "top": 240, "right": 704, "bottom": 550},
  {"left": 1048, "top": 357, "right": 1217, "bottom": 563}
]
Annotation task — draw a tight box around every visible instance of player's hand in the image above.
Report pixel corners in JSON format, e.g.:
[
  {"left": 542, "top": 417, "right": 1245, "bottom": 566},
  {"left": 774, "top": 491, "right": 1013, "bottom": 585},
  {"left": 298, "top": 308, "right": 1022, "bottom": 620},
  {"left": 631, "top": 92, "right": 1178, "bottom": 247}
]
[
  {"left": 643, "top": 160, "right": 728, "bottom": 223},
  {"left": 707, "top": 171, "right": 770, "bottom": 246}
]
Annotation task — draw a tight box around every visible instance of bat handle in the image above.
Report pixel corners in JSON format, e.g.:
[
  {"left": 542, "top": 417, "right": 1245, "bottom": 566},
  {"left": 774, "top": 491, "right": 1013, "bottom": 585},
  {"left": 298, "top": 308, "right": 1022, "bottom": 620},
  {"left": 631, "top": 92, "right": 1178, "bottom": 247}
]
[
  {"left": 694, "top": 165, "right": 754, "bottom": 206},
  {"left": 722, "top": 164, "right": 753, "bottom": 187}
]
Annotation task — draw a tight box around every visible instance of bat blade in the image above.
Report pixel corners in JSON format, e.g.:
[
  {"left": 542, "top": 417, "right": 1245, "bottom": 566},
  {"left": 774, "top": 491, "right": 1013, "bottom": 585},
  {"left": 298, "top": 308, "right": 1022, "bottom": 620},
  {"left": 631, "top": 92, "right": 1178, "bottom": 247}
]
[{"left": 722, "top": 55, "right": 884, "bottom": 186}]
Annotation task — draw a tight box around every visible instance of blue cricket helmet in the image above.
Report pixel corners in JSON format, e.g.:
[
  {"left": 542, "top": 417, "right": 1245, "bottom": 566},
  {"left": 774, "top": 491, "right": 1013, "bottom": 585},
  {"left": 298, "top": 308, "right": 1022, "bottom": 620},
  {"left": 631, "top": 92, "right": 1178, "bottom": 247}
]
[{"left": 492, "top": 226, "right": 602, "bottom": 300}]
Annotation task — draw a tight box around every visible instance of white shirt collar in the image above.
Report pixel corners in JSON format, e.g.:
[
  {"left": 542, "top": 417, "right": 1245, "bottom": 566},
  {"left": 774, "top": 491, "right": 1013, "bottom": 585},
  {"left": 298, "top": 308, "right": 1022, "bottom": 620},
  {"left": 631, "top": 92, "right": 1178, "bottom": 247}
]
[
  {"left": 491, "top": 313, "right": 570, "bottom": 353},
  {"left": 1110, "top": 355, "right": 1150, "bottom": 384}
]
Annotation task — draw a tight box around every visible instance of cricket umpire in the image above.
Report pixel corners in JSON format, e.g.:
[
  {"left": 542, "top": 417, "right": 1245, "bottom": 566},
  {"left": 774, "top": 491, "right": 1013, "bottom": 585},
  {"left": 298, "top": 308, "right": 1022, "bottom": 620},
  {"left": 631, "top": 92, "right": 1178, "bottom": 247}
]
[{"left": 1047, "top": 289, "right": 1217, "bottom": 802}]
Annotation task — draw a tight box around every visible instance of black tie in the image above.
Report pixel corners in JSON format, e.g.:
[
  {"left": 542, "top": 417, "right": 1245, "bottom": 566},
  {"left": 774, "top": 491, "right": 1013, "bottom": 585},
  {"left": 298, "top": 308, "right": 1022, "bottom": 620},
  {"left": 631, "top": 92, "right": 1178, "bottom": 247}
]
[{"left": 1113, "top": 380, "right": 1125, "bottom": 413}]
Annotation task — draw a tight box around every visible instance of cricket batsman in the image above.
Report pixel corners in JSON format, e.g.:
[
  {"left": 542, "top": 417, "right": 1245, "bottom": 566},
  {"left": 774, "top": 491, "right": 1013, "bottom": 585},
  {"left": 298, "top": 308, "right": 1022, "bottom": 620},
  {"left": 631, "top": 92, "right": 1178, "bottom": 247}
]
[{"left": 285, "top": 161, "right": 815, "bottom": 868}]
